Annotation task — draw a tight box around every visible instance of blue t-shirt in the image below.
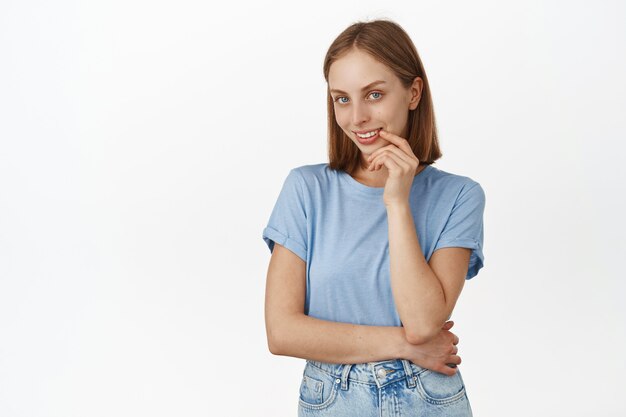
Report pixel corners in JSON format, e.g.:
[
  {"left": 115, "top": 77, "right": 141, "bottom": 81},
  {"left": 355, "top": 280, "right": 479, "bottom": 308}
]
[{"left": 262, "top": 163, "right": 485, "bottom": 327}]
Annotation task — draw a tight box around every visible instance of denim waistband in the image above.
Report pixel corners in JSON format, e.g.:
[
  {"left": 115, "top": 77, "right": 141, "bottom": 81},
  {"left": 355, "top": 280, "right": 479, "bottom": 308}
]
[{"left": 306, "top": 358, "right": 430, "bottom": 390}]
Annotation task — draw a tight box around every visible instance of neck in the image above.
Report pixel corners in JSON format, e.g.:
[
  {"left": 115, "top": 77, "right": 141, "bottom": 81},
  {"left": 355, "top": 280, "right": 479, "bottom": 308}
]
[{"left": 349, "top": 163, "right": 426, "bottom": 188}]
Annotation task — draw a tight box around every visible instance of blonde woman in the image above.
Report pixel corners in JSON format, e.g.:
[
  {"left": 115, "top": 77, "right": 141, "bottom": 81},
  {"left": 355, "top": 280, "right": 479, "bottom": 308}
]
[{"left": 263, "top": 19, "right": 485, "bottom": 416}]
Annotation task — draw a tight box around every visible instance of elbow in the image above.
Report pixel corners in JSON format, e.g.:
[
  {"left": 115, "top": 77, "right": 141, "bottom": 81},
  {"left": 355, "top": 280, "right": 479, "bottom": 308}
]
[
  {"left": 404, "top": 324, "right": 439, "bottom": 345},
  {"left": 268, "top": 338, "right": 282, "bottom": 355},
  {"left": 267, "top": 335, "right": 282, "bottom": 355},
  {"left": 266, "top": 327, "right": 285, "bottom": 355},
  {"left": 266, "top": 312, "right": 303, "bottom": 355},
  {"left": 266, "top": 316, "right": 295, "bottom": 356}
]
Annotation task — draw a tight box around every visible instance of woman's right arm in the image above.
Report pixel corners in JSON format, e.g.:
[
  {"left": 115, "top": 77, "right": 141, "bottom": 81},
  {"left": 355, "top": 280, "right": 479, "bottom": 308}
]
[{"left": 264, "top": 243, "right": 462, "bottom": 375}]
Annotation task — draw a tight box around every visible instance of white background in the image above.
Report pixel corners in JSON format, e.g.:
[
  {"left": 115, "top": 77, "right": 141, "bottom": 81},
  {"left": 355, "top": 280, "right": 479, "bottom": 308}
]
[{"left": 1, "top": 1, "right": 625, "bottom": 416}]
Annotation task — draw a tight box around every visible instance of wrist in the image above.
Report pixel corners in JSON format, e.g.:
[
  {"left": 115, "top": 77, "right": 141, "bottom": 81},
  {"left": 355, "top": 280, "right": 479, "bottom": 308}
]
[
  {"left": 392, "top": 326, "right": 413, "bottom": 359},
  {"left": 385, "top": 201, "right": 411, "bottom": 212}
]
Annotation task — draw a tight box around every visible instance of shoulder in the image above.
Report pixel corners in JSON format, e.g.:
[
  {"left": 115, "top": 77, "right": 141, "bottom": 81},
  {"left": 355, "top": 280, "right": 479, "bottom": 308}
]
[
  {"left": 290, "top": 162, "right": 332, "bottom": 176},
  {"left": 288, "top": 162, "right": 338, "bottom": 187},
  {"left": 426, "top": 165, "right": 485, "bottom": 202},
  {"left": 428, "top": 165, "right": 482, "bottom": 190}
]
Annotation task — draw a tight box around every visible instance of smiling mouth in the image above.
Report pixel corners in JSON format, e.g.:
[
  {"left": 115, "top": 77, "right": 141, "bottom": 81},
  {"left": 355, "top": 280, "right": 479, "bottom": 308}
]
[{"left": 354, "top": 128, "right": 381, "bottom": 138}]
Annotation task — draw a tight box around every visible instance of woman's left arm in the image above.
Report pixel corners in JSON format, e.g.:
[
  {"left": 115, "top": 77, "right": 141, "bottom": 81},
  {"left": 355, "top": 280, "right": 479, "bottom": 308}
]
[
  {"left": 368, "top": 130, "right": 471, "bottom": 346},
  {"left": 386, "top": 203, "right": 470, "bottom": 345}
]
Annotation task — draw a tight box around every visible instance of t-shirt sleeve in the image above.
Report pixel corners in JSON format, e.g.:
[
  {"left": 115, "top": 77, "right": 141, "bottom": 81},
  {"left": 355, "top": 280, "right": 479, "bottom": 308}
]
[
  {"left": 262, "top": 169, "right": 308, "bottom": 262},
  {"left": 433, "top": 182, "right": 486, "bottom": 280}
]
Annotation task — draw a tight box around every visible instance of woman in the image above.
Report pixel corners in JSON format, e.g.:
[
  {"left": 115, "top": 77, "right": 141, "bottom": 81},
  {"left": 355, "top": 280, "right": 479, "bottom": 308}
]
[{"left": 262, "top": 19, "right": 485, "bottom": 416}]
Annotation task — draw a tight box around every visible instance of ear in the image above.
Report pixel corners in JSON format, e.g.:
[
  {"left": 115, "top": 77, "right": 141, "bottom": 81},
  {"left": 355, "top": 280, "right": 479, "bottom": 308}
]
[{"left": 408, "top": 77, "right": 423, "bottom": 110}]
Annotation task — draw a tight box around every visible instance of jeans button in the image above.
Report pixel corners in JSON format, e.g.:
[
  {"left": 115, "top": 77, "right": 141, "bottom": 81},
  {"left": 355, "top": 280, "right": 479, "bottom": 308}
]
[{"left": 377, "top": 368, "right": 387, "bottom": 378}]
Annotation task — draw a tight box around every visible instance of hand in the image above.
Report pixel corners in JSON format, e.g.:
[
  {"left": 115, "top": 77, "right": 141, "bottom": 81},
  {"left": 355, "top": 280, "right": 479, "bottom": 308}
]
[
  {"left": 366, "top": 130, "right": 420, "bottom": 207},
  {"left": 401, "top": 321, "right": 461, "bottom": 376}
]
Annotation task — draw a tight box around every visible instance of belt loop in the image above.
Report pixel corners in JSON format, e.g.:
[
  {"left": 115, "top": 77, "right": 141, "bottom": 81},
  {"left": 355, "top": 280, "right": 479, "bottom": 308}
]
[
  {"left": 340, "top": 364, "right": 353, "bottom": 391},
  {"left": 401, "top": 359, "right": 416, "bottom": 388}
]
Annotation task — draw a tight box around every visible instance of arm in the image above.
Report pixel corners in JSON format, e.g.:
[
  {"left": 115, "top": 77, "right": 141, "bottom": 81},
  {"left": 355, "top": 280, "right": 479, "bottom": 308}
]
[
  {"left": 265, "top": 242, "right": 463, "bottom": 375},
  {"left": 265, "top": 243, "right": 409, "bottom": 364},
  {"left": 365, "top": 130, "right": 480, "bottom": 346},
  {"left": 386, "top": 203, "right": 471, "bottom": 345}
]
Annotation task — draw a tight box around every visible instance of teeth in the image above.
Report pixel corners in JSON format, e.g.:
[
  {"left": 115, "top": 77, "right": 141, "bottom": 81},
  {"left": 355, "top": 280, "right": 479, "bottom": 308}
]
[{"left": 357, "top": 130, "right": 378, "bottom": 138}]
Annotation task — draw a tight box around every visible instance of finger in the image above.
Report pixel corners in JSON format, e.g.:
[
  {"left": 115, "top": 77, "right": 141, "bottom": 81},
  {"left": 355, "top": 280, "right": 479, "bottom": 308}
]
[
  {"left": 368, "top": 145, "right": 415, "bottom": 167},
  {"left": 448, "top": 355, "right": 462, "bottom": 365},
  {"left": 367, "top": 143, "right": 414, "bottom": 165},
  {"left": 369, "top": 151, "right": 410, "bottom": 171},
  {"left": 378, "top": 130, "right": 417, "bottom": 160},
  {"left": 439, "top": 364, "right": 458, "bottom": 376},
  {"left": 370, "top": 154, "right": 405, "bottom": 173},
  {"left": 366, "top": 144, "right": 395, "bottom": 160},
  {"left": 369, "top": 152, "right": 411, "bottom": 173}
]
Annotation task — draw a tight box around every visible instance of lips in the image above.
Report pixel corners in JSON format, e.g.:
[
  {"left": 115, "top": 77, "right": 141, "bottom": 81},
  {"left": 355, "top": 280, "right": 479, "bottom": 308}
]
[
  {"left": 355, "top": 129, "right": 380, "bottom": 145},
  {"left": 353, "top": 128, "right": 381, "bottom": 136}
]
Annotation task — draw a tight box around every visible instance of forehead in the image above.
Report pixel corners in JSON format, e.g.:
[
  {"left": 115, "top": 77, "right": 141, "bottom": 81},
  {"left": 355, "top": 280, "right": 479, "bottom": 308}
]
[{"left": 328, "top": 49, "right": 399, "bottom": 91}]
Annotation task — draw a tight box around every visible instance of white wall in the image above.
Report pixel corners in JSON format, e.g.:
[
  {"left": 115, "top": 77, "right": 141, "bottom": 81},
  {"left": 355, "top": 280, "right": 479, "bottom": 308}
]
[{"left": 1, "top": 1, "right": 624, "bottom": 416}]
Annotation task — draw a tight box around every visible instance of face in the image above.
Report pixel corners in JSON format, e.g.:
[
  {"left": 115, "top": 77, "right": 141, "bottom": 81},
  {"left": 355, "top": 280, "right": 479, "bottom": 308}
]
[{"left": 328, "top": 48, "right": 422, "bottom": 160}]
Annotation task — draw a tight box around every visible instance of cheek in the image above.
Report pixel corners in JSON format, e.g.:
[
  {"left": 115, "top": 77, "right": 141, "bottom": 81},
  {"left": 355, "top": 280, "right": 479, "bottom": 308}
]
[
  {"left": 382, "top": 109, "right": 407, "bottom": 132},
  {"left": 374, "top": 102, "right": 399, "bottom": 122},
  {"left": 334, "top": 109, "right": 350, "bottom": 128}
]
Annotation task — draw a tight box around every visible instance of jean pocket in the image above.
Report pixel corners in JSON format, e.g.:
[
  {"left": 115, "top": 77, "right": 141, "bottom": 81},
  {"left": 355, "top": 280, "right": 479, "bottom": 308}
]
[
  {"left": 298, "top": 364, "right": 340, "bottom": 411},
  {"left": 414, "top": 368, "right": 467, "bottom": 406}
]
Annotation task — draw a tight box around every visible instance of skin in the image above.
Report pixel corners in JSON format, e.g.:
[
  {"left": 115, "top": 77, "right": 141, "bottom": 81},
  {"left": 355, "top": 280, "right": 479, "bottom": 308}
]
[{"left": 264, "top": 47, "right": 466, "bottom": 376}]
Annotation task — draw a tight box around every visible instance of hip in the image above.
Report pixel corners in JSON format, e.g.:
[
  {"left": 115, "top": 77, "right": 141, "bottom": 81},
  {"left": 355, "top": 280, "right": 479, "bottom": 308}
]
[{"left": 298, "top": 359, "right": 472, "bottom": 416}]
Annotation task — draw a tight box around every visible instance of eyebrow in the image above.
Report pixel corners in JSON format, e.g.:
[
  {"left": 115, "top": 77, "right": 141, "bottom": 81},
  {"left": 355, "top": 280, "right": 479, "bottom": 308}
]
[{"left": 329, "top": 80, "right": 387, "bottom": 95}]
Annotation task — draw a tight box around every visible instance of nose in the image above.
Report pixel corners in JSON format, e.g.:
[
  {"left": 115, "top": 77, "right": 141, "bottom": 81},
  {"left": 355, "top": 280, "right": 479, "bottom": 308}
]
[{"left": 351, "top": 101, "right": 370, "bottom": 126}]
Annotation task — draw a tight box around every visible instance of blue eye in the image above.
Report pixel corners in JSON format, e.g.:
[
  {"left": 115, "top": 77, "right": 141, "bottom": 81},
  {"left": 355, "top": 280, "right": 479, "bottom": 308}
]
[{"left": 333, "top": 92, "right": 382, "bottom": 105}]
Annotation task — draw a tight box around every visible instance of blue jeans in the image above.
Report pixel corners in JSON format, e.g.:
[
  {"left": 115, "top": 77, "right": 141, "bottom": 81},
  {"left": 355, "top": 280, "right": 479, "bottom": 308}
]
[{"left": 298, "top": 359, "right": 473, "bottom": 416}]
